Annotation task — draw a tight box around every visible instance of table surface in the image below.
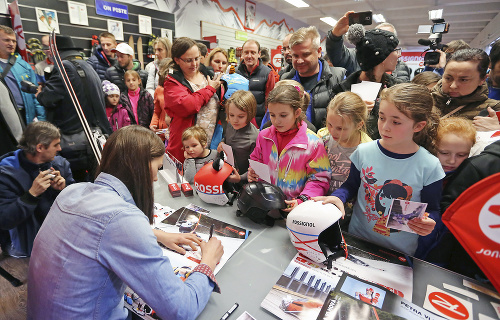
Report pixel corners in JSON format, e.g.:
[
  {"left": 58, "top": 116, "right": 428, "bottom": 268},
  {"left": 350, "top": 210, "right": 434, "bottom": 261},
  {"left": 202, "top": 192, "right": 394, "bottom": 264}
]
[{"left": 153, "top": 177, "right": 499, "bottom": 320}]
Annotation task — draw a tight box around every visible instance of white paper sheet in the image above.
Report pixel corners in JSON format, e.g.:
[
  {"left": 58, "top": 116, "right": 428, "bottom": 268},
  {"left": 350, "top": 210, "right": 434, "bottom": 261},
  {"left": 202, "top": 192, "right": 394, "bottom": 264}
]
[
  {"left": 221, "top": 143, "right": 235, "bottom": 167},
  {"left": 248, "top": 159, "right": 271, "bottom": 183},
  {"left": 351, "top": 81, "right": 382, "bottom": 102}
]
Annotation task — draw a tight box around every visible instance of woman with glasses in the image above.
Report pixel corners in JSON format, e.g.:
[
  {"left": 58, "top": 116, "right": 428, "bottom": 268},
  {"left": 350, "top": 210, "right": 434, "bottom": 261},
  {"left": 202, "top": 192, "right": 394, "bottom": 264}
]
[{"left": 164, "top": 37, "right": 222, "bottom": 162}]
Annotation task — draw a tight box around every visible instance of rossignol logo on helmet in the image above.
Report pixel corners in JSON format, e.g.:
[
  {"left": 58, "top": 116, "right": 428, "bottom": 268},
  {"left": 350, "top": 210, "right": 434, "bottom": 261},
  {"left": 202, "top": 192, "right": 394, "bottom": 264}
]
[
  {"left": 195, "top": 182, "right": 223, "bottom": 194},
  {"left": 292, "top": 220, "right": 315, "bottom": 227}
]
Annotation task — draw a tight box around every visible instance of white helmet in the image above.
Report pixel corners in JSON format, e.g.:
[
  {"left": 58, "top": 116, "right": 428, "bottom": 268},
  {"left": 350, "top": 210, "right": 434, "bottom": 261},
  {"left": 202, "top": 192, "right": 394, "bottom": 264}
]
[{"left": 286, "top": 200, "right": 344, "bottom": 267}]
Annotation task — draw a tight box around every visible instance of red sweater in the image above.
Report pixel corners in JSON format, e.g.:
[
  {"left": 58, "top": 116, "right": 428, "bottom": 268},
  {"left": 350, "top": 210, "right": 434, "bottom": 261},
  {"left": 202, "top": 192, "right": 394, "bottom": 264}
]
[{"left": 163, "top": 73, "right": 217, "bottom": 162}]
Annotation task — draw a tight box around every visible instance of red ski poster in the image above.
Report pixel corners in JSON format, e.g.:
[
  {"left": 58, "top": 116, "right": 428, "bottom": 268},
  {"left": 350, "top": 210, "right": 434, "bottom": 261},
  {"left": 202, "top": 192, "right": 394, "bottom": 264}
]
[{"left": 8, "top": 0, "right": 28, "bottom": 62}]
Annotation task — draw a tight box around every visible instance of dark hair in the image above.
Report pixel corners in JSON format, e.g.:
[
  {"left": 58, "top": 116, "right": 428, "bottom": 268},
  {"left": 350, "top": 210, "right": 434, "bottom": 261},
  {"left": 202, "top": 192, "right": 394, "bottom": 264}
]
[
  {"left": 411, "top": 71, "right": 441, "bottom": 88},
  {"left": 19, "top": 121, "right": 61, "bottom": 155},
  {"left": 242, "top": 39, "right": 260, "bottom": 52},
  {"left": 490, "top": 39, "right": 500, "bottom": 71},
  {"left": 447, "top": 48, "right": 490, "bottom": 79},
  {"left": 260, "top": 47, "right": 270, "bottom": 64},
  {"left": 96, "top": 126, "right": 165, "bottom": 224},
  {"left": 197, "top": 42, "right": 208, "bottom": 57},
  {"left": 267, "top": 80, "right": 310, "bottom": 125},
  {"left": 167, "top": 37, "right": 199, "bottom": 72},
  {"left": 380, "top": 83, "right": 440, "bottom": 154}
]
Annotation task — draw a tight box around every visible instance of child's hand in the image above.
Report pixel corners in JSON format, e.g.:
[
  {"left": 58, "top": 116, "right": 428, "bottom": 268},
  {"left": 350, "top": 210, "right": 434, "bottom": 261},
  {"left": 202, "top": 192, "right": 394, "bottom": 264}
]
[
  {"left": 184, "top": 151, "right": 192, "bottom": 159},
  {"left": 165, "top": 115, "right": 171, "bottom": 126},
  {"left": 247, "top": 167, "right": 259, "bottom": 182},
  {"left": 364, "top": 100, "right": 375, "bottom": 112},
  {"left": 407, "top": 214, "right": 436, "bottom": 236},
  {"left": 283, "top": 199, "right": 298, "bottom": 212},
  {"left": 311, "top": 196, "right": 345, "bottom": 218},
  {"left": 150, "top": 125, "right": 158, "bottom": 132},
  {"left": 227, "top": 168, "right": 241, "bottom": 183},
  {"left": 217, "top": 142, "right": 223, "bottom": 153}
]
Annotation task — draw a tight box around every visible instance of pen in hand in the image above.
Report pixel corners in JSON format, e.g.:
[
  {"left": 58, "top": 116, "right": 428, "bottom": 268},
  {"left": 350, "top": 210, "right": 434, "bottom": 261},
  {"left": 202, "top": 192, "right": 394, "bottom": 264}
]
[{"left": 209, "top": 223, "right": 214, "bottom": 240}]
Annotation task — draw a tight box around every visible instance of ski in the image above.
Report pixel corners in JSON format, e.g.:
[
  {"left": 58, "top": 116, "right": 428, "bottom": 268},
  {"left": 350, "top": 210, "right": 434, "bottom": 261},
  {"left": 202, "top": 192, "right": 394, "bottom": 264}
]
[{"left": 48, "top": 30, "right": 102, "bottom": 163}]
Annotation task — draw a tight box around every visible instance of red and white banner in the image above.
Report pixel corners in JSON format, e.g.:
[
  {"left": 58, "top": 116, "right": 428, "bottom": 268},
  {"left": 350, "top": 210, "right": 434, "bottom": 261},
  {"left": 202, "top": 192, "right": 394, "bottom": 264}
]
[
  {"left": 443, "top": 172, "right": 500, "bottom": 293},
  {"left": 400, "top": 51, "right": 425, "bottom": 80},
  {"left": 8, "top": 0, "right": 28, "bottom": 62}
]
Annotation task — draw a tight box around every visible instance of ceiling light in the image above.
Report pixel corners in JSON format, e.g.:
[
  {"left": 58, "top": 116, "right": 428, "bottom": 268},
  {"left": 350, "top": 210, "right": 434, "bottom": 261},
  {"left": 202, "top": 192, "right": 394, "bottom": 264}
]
[
  {"left": 283, "top": 0, "right": 309, "bottom": 8},
  {"left": 373, "top": 14, "right": 386, "bottom": 23},
  {"left": 417, "top": 25, "right": 432, "bottom": 34},
  {"left": 429, "top": 9, "right": 443, "bottom": 20},
  {"left": 320, "top": 17, "right": 338, "bottom": 26}
]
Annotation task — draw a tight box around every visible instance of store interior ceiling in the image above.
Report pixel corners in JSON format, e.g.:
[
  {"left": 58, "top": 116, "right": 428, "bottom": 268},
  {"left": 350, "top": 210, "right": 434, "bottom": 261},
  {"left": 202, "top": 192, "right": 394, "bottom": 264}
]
[{"left": 256, "top": 0, "right": 500, "bottom": 50}]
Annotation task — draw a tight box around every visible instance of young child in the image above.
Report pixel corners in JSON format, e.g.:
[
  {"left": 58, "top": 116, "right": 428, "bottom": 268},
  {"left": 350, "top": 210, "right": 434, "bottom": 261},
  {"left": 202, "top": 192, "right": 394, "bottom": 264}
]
[
  {"left": 436, "top": 117, "right": 476, "bottom": 177},
  {"left": 103, "top": 80, "right": 131, "bottom": 131},
  {"left": 120, "top": 70, "right": 154, "bottom": 128},
  {"left": 150, "top": 58, "right": 172, "bottom": 142},
  {"left": 315, "top": 83, "right": 445, "bottom": 257},
  {"left": 182, "top": 126, "right": 218, "bottom": 184},
  {"left": 217, "top": 90, "right": 259, "bottom": 184},
  {"left": 248, "top": 81, "right": 331, "bottom": 212},
  {"left": 323, "top": 92, "right": 371, "bottom": 193}
]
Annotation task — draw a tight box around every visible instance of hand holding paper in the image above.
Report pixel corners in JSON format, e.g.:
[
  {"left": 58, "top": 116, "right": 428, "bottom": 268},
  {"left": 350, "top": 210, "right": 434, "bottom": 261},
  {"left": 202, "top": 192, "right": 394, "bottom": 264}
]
[{"left": 248, "top": 159, "right": 271, "bottom": 183}]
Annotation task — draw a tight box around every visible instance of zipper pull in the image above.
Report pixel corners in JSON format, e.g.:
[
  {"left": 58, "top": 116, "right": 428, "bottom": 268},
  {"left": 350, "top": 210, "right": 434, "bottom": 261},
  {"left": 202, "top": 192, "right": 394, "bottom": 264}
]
[{"left": 446, "top": 98, "right": 451, "bottom": 105}]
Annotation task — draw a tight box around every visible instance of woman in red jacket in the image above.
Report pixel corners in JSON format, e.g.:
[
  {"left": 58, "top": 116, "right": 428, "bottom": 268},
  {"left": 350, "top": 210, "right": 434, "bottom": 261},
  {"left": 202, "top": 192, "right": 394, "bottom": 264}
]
[{"left": 163, "top": 37, "right": 222, "bottom": 162}]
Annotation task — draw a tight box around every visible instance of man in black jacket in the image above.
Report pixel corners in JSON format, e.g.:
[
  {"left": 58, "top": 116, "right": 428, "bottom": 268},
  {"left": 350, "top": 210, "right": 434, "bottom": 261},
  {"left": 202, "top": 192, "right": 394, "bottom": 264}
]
[
  {"left": 88, "top": 32, "right": 117, "bottom": 81},
  {"left": 37, "top": 35, "right": 112, "bottom": 181},
  {"left": 105, "top": 43, "right": 148, "bottom": 92},
  {"left": 236, "top": 40, "right": 275, "bottom": 127},
  {"left": 281, "top": 26, "right": 346, "bottom": 130}
]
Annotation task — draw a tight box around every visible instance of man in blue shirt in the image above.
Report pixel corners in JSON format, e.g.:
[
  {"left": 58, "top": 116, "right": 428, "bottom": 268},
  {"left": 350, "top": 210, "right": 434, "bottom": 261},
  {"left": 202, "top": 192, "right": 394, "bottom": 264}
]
[
  {"left": 0, "top": 25, "right": 45, "bottom": 124},
  {"left": 0, "top": 121, "right": 74, "bottom": 257}
]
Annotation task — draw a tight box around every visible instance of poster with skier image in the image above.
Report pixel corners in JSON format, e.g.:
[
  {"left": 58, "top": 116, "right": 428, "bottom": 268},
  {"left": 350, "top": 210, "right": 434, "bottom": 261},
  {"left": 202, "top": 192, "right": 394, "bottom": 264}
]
[{"left": 386, "top": 199, "right": 427, "bottom": 233}]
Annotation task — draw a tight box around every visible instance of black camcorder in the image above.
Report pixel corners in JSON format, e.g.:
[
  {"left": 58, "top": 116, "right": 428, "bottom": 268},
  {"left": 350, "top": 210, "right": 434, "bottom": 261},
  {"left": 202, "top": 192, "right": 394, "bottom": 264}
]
[
  {"left": 21, "top": 80, "right": 38, "bottom": 94},
  {"left": 418, "top": 19, "right": 450, "bottom": 65}
]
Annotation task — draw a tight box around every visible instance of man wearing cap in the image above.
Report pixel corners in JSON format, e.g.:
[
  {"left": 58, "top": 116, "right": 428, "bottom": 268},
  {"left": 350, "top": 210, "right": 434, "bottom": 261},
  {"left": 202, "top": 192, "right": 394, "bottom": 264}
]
[
  {"left": 88, "top": 32, "right": 117, "bottom": 81},
  {"left": 37, "top": 35, "right": 112, "bottom": 181},
  {"left": 0, "top": 25, "right": 45, "bottom": 125},
  {"left": 326, "top": 11, "right": 411, "bottom": 81},
  {"left": 104, "top": 43, "right": 148, "bottom": 92}
]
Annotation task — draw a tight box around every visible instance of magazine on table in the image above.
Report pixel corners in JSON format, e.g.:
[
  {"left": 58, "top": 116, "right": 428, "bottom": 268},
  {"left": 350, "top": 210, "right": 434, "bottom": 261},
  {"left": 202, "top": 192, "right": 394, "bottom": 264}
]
[
  {"left": 317, "top": 274, "right": 445, "bottom": 320},
  {"left": 125, "top": 206, "right": 250, "bottom": 319},
  {"left": 261, "top": 243, "right": 414, "bottom": 320}
]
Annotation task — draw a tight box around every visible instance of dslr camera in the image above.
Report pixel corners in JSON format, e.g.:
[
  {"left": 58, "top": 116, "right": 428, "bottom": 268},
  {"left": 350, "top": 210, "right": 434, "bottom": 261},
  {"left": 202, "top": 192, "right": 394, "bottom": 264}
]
[{"left": 418, "top": 19, "right": 450, "bottom": 65}]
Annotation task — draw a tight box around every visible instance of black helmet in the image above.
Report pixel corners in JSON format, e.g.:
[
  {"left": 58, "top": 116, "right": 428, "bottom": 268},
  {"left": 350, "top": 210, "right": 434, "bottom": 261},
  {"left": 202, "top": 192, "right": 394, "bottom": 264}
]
[{"left": 236, "top": 182, "right": 287, "bottom": 226}]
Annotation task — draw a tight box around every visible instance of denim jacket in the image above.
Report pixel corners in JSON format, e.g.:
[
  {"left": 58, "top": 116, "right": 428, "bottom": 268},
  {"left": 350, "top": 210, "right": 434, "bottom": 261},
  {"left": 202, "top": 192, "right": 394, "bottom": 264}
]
[{"left": 28, "top": 173, "right": 216, "bottom": 320}]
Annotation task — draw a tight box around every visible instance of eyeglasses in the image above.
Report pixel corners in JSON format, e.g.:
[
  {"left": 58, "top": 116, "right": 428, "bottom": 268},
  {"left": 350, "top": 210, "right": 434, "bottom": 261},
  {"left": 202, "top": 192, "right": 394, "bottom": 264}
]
[
  {"left": 178, "top": 56, "right": 201, "bottom": 64},
  {"left": 394, "top": 48, "right": 402, "bottom": 54}
]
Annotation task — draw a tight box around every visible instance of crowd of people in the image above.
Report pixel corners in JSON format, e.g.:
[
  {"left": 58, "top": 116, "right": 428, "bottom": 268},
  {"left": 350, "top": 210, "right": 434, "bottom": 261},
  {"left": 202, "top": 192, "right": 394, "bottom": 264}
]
[{"left": 1, "top": 9, "right": 500, "bottom": 318}]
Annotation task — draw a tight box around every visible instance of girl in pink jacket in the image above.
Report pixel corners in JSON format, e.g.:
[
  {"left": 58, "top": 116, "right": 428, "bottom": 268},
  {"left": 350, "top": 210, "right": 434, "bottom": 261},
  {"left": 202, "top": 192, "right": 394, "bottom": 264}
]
[{"left": 248, "top": 81, "right": 331, "bottom": 212}]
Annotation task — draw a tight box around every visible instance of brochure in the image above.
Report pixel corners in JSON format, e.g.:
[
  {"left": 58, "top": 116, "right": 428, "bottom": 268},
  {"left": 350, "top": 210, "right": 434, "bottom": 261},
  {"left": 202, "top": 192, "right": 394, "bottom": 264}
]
[
  {"left": 317, "top": 274, "right": 445, "bottom": 320},
  {"left": 261, "top": 244, "right": 414, "bottom": 320},
  {"left": 386, "top": 199, "right": 427, "bottom": 233}
]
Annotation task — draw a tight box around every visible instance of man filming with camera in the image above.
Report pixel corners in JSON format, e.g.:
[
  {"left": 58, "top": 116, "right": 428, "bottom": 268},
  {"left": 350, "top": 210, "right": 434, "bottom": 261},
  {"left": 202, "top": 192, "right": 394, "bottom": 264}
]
[{"left": 0, "top": 25, "right": 45, "bottom": 125}]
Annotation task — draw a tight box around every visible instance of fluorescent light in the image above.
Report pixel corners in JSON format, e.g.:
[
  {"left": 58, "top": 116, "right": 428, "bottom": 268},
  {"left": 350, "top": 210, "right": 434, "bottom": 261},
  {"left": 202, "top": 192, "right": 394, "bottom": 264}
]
[
  {"left": 283, "top": 0, "right": 309, "bottom": 8},
  {"left": 429, "top": 9, "right": 443, "bottom": 20},
  {"left": 373, "top": 14, "right": 386, "bottom": 23},
  {"left": 417, "top": 25, "right": 432, "bottom": 34},
  {"left": 320, "top": 17, "right": 338, "bottom": 27}
]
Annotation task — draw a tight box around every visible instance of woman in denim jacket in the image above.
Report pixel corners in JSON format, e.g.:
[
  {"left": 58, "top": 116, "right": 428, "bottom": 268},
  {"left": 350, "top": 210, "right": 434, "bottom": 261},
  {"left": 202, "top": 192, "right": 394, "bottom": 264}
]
[{"left": 27, "top": 126, "right": 223, "bottom": 320}]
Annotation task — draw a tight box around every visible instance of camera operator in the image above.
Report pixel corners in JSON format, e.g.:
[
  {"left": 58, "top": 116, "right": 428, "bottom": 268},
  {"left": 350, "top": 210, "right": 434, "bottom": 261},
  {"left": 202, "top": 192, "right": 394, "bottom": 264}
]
[{"left": 423, "top": 40, "right": 470, "bottom": 76}]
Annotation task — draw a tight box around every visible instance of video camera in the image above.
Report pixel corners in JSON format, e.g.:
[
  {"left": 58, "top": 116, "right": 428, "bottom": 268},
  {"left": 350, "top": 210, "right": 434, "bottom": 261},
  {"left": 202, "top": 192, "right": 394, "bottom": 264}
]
[{"left": 418, "top": 18, "right": 450, "bottom": 65}]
